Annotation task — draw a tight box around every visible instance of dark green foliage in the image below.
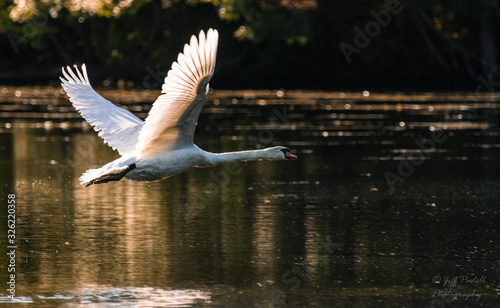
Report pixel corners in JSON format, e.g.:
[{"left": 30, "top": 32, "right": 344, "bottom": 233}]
[{"left": 1, "top": 0, "right": 498, "bottom": 90}]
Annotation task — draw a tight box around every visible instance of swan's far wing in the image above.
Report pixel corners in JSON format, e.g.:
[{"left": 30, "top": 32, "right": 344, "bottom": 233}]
[
  {"left": 61, "top": 64, "right": 144, "bottom": 155},
  {"left": 137, "top": 29, "right": 219, "bottom": 156}
]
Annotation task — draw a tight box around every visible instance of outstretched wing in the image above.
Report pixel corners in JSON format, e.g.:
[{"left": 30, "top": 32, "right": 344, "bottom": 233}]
[
  {"left": 60, "top": 64, "right": 144, "bottom": 155},
  {"left": 137, "top": 28, "right": 219, "bottom": 156}
]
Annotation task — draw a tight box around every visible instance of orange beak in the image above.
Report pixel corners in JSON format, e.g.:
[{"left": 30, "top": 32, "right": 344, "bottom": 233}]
[{"left": 285, "top": 152, "right": 298, "bottom": 159}]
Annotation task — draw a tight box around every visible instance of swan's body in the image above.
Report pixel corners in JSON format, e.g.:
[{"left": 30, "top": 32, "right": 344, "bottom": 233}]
[{"left": 60, "top": 29, "right": 297, "bottom": 187}]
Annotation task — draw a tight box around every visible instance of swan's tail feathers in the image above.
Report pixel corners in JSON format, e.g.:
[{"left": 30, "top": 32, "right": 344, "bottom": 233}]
[{"left": 80, "top": 163, "right": 136, "bottom": 187}]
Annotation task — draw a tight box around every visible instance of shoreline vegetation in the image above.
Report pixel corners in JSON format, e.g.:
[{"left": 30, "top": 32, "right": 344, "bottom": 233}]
[{"left": 1, "top": 1, "right": 499, "bottom": 91}]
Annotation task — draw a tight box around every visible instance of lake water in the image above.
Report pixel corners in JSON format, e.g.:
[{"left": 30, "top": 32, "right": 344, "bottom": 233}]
[{"left": 0, "top": 90, "right": 499, "bottom": 307}]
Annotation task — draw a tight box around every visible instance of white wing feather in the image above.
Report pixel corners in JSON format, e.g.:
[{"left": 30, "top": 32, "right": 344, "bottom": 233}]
[
  {"left": 137, "top": 29, "right": 219, "bottom": 156},
  {"left": 60, "top": 64, "right": 144, "bottom": 155}
]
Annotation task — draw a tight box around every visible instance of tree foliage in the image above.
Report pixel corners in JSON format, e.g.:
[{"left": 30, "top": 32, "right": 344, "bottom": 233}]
[{"left": 1, "top": 0, "right": 498, "bottom": 90}]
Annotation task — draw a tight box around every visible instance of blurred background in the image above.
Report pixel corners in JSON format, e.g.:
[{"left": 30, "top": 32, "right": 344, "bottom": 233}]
[{"left": 1, "top": 0, "right": 499, "bottom": 90}]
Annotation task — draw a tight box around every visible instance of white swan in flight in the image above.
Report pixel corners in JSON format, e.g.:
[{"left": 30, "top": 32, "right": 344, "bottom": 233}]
[{"left": 60, "top": 29, "right": 297, "bottom": 187}]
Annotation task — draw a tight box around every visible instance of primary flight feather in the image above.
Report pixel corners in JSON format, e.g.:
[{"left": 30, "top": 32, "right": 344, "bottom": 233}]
[{"left": 60, "top": 29, "right": 297, "bottom": 187}]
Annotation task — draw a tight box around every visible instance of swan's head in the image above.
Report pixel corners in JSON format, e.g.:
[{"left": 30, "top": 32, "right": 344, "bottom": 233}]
[{"left": 266, "top": 146, "right": 298, "bottom": 160}]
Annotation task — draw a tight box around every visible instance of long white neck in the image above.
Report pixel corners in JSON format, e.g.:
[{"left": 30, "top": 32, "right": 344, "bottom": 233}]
[{"left": 200, "top": 148, "right": 279, "bottom": 167}]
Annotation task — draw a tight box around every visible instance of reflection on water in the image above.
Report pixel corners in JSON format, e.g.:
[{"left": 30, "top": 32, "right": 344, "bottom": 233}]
[
  {"left": 0, "top": 92, "right": 499, "bottom": 307},
  {"left": 1, "top": 286, "right": 211, "bottom": 306}
]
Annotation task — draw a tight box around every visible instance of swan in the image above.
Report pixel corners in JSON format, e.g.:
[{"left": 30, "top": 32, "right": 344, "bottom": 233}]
[{"left": 60, "top": 29, "right": 297, "bottom": 187}]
